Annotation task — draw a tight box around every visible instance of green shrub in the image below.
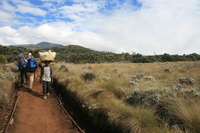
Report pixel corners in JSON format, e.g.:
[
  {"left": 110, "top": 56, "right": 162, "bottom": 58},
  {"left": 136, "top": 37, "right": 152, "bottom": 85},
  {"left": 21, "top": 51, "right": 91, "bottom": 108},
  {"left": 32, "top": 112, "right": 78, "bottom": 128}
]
[{"left": 0, "top": 55, "right": 7, "bottom": 64}]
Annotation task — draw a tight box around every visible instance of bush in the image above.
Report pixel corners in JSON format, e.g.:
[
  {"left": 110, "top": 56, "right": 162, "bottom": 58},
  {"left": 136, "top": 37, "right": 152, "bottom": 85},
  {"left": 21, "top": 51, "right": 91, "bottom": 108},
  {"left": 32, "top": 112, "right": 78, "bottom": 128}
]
[
  {"left": 0, "top": 55, "right": 7, "bottom": 64},
  {"left": 81, "top": 72, "right": 96, "bottom": 82}
]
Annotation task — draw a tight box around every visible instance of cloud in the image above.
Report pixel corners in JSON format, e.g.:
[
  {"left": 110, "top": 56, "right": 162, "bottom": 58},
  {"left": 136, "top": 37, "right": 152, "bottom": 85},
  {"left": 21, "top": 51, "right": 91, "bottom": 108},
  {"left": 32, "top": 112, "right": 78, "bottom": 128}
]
[
  {"left": 41, "top": 0, "right": 65, "bottom": 4},
  {"left": 0, "top": 1, "right": 17, "bottom": 25},
  {"left": 0, "top": 26, "right": 29, "bottom": 45},
  {"left": 0, "top": 10, "right": 14, "bottom": 23},
  {"left": 0, "top": 0, "right": 200, "bottom": 55},
  {"left": 0, "top": 0, "right": 16, "bottom": 12},
  {"left": 58, "top": 1, "right": 99, "bottom": 23},
  {"left": 0, "top": 26, "right": 17, "bottom": 36},
  {"left": 81, "top": 0, "right": 200, "bottom": 54},
  {"left": 16, "top": 5, "right": 47, "bottom": 16}
]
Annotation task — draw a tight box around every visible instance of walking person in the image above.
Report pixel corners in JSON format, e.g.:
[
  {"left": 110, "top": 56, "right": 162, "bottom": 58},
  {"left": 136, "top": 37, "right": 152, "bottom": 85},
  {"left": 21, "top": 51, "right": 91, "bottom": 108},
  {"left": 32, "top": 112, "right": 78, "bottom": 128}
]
[
  {"left": 40, "top": 61, "right": 53, "bottom": 100},
  {"left": 26, "top": 54, "right": 37, "bottom": 92},
  {"left": 17, "top": 53, "right": 27, "bottom": 86},
  {"left": 24, "top": 53, "right": 32, "bottom": 84},
  {"left": 23, "top": 58, "right": 28, "bottom": 84}
]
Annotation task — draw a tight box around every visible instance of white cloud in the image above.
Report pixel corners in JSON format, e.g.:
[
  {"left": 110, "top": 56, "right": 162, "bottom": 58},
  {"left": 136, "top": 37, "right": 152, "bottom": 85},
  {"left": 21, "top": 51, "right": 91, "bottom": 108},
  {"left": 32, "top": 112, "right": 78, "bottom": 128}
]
[
  {"left": 58, "top": 2, "right": 99, "bottom": 22},
  {"left": 0, "top": 26, "right": 17, "bottom": 36},
  {"left": 0, "top": 26, "right": 29, "bottom": 44},
  {"left": 16, "top": 5, "right": 47, "bottom": 16},
  {"left": 7, "top": 36, "right": 28, "bottom": 44},
  {"left": 0, "top": 10, "right": 14, "bottom": 23},
  {"left": 18, "top": 26, "right": 35, "bottom": 38},
  {"left": 0, "top": 0, "right": 16, "bottom": 12}
]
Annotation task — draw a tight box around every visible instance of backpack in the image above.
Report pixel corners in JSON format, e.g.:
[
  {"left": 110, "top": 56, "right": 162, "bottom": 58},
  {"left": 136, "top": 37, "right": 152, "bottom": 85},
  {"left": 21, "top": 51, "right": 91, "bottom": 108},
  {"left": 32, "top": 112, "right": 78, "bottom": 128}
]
[
  {"left": 23, "top": 61, "right": 27, "bottom": 67},
  {"left": 26, "top": 57, "right": 37, "bottom": 72},
  {"left": 18, "top": 54, "right": 25, "bottom": 69}
]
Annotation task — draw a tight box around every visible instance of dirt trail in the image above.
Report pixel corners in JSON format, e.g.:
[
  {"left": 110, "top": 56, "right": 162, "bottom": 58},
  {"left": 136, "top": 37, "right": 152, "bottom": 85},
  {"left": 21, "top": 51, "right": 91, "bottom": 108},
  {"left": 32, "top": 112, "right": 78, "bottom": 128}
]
[{"left": 7, "top": 69, "right": 80, "bottom": 133}]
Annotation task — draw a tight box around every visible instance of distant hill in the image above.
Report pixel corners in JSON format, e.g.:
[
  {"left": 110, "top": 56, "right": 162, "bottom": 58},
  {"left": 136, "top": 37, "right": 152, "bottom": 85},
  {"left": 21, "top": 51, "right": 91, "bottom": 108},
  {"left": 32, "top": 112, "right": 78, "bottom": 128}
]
[
  {"left": 51, "top": 44, "right": 97, "bottom": 56},
  {"left": 17, "top": 42, "right": 63, "bottom": 50},
  {"left": 15, "top": 42, "right": 98, "bottom": 56},
  {"left": 36, "top": 42, "right": 63, "bottom": 47}
]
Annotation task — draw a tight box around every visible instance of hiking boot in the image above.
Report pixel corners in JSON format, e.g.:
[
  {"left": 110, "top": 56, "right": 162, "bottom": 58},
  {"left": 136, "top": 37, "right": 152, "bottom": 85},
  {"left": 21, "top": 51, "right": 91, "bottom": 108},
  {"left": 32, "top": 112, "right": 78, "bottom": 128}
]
[
  {"left": 44, "top": 95, "right": 47, "bottom": 100},
  {"left": 47, "top": 92, "right": 50, "bottom": 96},
  {"left": 28, "top": 89, "right": 32, "bottom": 92}
]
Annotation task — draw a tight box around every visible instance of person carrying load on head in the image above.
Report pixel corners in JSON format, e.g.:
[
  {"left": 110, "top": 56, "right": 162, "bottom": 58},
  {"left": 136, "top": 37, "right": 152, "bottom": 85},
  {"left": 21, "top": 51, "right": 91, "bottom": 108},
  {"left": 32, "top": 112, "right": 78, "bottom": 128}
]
[
  {"left": 39, "top": 50, "right": 56, "bottom": 100},
  {"left": 40, "top": 61, "right": 53, "bottom": 100},
  {"left": 26, "top": 53, "right": 37, "bottom": 92}
]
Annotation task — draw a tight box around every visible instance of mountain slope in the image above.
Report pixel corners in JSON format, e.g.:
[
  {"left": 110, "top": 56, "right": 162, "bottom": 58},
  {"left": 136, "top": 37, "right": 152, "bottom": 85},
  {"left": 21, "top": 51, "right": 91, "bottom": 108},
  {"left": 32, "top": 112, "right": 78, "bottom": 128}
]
[
  {"left": 36, "top": 42, "right": 63, "bottom": 47},
  {"left": 17, "top": 42, "right": 63, "bottom": 50},
  {"left": 51, "top": 45, "right": 97, "bottom": 55}
]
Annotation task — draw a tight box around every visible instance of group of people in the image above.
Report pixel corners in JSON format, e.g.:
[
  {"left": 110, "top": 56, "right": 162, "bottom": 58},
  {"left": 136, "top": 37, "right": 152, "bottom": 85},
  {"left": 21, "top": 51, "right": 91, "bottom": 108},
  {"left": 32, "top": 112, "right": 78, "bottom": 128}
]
[{"left": 18, "top": 53, "right": 53, "bottom": 100}]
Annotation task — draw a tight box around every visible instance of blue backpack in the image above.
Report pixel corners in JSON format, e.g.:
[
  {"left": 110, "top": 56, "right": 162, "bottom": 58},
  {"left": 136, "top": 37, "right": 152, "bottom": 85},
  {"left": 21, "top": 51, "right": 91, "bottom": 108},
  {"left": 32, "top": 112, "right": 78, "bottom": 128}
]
[
  {"left": 17, "top": 61, "right": 27, "bottom": 70},
  {"left": 23, "top": 61, "right": 27, "bottom": 67},
  {"left": 26, "top": 58, "right": 37, "bottom": 72}
]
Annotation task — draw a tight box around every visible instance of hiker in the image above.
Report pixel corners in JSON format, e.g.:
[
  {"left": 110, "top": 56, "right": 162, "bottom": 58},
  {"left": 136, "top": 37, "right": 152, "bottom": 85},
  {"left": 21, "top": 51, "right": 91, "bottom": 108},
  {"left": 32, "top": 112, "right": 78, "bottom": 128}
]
[
  {"left": 24, "top": 53, "right": 32, "bottom": 84},
  {"left": 40, "top": 61, "right": 53, "bottom": 100},
  {"left": 23, "top": 59, "right": 28, "bottom": 84},
  {"left": 26, "top": 54, "right": 37, "bottom": 92},
  {"left": 17, "top": 54, "right": 27, "bottom": 85},
  {"left": 27, "top": 53, "right": 32, "bottom": 60}
]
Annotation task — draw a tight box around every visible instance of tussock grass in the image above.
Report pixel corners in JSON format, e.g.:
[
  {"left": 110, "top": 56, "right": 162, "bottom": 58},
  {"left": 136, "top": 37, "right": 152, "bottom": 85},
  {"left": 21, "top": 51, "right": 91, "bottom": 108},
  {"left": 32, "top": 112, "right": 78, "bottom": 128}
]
[
  {"left": 169, "top": 99, "right": 200, "bottom": 132},
  {"left": 52, "top": 61, "right": 200, "bottom": 133},
  {"left": 95, "top": 92, "right": 170, "bottom": 133}
]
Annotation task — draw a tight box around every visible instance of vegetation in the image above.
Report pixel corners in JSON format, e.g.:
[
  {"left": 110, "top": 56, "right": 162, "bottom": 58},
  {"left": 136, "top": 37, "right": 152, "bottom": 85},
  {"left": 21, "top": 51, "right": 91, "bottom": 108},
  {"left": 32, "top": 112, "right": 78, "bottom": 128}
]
[
  {"left": 1, "top": 44, "right": 200, "bottom": 64},
  {"left": 0, "top": 63, "right": 19, "bottom": 130},
  {"left": 52, "top": 61, "right": 200, "bottom": 133},
  {"left": 1, "top": 43, "right": 200, "bottom": 132},
  {"left": 0, "top": 45, "right": 37, "bottom": 62},
  {"left": 0, "top": 55, "right": 7, "bottom": 64}
]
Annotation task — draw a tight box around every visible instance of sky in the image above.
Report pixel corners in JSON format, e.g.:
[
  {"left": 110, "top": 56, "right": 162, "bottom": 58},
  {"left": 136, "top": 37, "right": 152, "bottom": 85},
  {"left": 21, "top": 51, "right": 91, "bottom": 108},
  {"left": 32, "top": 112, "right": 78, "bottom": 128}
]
[{"left": 0, "top": 0, "right": 200, "bottom": 55}]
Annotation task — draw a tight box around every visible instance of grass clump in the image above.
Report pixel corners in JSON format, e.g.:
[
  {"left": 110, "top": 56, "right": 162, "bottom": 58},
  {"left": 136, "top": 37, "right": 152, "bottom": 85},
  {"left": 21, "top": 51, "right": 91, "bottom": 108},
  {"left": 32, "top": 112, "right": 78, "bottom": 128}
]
[
  {"left": 169, "top": 99, "right": 200, "bottom": 132},
  {"left": 81, "top": 72, "right": 96, "bottom": 82}
]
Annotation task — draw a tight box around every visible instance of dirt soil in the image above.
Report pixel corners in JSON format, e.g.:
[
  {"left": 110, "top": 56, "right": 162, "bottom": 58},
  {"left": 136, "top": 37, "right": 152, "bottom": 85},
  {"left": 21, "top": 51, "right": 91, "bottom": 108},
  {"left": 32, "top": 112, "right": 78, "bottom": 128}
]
[{"left": 6, "top": 69, "right": 80, "bottom": 133}]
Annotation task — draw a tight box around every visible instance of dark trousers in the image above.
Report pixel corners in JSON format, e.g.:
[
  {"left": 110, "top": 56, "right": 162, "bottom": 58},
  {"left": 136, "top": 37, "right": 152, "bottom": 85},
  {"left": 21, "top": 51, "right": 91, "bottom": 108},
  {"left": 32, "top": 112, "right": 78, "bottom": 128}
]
[
  {"left": 20, "top": 68, "right": 26, "bottom": 84},
  {"left": 20, "top": 68, "right": 25, "bottom": 84},
  {"left": 42, "top": 81, "right": 51, "bottom": 96},
  {"left": 24, "top": 69, "right": 28, "bottom": 82}
]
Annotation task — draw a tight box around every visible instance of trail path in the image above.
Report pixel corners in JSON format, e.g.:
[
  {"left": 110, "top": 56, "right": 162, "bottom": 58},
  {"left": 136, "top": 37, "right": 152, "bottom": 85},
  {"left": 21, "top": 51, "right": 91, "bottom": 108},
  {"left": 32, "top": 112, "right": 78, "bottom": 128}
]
[{"left": 7, "top": 69, "right": 80, "bottom": 133}]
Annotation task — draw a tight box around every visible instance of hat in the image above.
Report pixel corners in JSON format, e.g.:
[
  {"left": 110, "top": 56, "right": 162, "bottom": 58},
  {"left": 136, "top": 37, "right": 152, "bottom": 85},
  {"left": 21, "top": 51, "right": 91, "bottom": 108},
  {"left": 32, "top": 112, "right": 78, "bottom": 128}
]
[{"left": 28, "top": 53, "right": 32, "bottom": 56}]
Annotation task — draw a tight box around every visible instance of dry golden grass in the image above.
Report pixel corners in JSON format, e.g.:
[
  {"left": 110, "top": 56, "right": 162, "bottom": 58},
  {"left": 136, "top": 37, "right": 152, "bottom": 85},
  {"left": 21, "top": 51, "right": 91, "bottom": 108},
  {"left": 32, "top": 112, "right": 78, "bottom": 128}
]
[
  {"left": 169, "top": 98, "right": 200, "bottom": 133},
  {"left": 52, "top": 61, "right": 200, "bottom": 133}
]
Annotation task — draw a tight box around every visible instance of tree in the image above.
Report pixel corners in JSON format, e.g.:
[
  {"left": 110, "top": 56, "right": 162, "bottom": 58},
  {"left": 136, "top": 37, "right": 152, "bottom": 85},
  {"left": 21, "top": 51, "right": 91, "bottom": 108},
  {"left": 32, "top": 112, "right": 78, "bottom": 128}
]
[
  {"left": 132, "top": 53, "right": 142, "bottom": 63},
  {"left": 161, "top": 53, "right": 172, "bottom": 62}
]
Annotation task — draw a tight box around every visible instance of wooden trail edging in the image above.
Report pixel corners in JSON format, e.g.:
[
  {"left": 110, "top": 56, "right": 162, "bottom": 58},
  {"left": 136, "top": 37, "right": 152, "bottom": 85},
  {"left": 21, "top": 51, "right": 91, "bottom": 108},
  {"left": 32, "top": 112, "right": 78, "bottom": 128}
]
[
  {"left": 51, "top": 87, "right": 85, "bottom": 133},
  {"left": 4, "top": 91, "right": 19, "bottom": 133}
]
